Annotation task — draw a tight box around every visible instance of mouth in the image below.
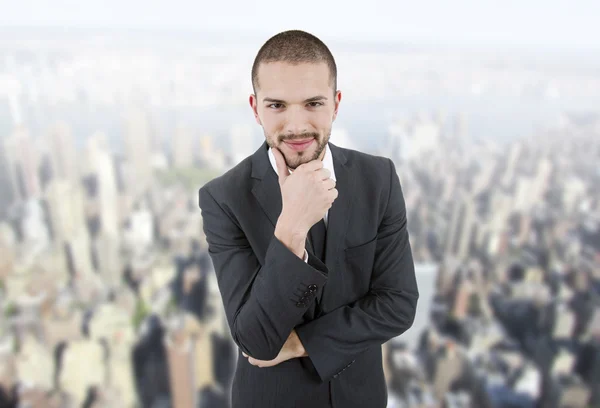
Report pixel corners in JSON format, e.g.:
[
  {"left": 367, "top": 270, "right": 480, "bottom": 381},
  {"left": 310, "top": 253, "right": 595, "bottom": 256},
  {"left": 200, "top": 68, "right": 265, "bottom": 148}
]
[{"left": 284, "top": 139, "right": 314, "bottom": 152}]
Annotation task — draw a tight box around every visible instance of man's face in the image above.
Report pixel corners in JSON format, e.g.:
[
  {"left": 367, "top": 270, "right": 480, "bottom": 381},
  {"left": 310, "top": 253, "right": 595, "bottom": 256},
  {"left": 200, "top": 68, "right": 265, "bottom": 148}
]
[{"left": 249, "top": 61, "right": 342, "bottom": 170}]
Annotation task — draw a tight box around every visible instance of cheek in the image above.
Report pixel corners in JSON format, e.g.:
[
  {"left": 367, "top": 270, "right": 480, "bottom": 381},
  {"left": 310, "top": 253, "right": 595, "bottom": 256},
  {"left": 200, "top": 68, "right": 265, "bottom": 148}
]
[
  {"left": 262, "top": 113, "right": 284, "bottom": 133},
  {"left": 314, "top": 112, "right": 333, "bottom": 130}
]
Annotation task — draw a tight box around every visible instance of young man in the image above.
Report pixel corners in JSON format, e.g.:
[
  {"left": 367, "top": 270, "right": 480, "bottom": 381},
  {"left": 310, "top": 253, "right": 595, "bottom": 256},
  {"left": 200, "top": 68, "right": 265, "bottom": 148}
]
[{"left": 198, "top": 29, "right": 418, "bottom": 408}]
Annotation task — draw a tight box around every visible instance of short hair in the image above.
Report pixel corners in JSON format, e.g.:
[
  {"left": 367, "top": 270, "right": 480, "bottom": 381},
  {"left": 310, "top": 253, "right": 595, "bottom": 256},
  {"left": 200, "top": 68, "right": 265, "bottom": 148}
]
[{"left": 251, "top": 30, "right": 337, "bottom": 95}]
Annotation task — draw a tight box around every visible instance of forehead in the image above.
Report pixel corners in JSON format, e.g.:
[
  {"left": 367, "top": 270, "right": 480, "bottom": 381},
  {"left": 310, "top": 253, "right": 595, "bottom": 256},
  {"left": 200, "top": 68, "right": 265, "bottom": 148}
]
[{"left": 256, "top": 61, "right": 331, "bottom": 98}]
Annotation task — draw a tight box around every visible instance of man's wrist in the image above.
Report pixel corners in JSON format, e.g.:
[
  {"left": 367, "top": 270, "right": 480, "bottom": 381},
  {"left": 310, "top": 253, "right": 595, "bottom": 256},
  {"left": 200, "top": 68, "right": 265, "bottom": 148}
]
[
  {"left": 276, "top": 212, "right": 308, "bottom": 236},
  {"left": 291, "top": 329, "right": 308, "bottom": 357},
  {"left": 275, "top": 217, "right": 307, "bottom": 259}
]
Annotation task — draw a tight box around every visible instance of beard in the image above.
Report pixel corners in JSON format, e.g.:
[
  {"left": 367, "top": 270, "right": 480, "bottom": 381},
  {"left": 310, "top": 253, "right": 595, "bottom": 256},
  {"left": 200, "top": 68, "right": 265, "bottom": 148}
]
[{"left": 266, "top": 129, "right": 331, "bottom": 170}]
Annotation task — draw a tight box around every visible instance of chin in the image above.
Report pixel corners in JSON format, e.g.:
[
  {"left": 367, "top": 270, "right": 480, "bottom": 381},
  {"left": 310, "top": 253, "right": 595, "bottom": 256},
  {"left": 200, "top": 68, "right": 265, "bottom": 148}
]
[{"left": 286, "top": 152, "right": 321, "bottom": 170}]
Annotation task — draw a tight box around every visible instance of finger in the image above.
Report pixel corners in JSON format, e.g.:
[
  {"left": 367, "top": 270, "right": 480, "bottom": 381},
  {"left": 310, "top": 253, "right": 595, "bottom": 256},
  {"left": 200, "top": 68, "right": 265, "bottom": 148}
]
[
  {"left": 323, "top": 178, "right": 336, "bottom": 190},
  {"left": 271, "top": 148, "right": 289, "bottom": 184},
  {"left": 315, "top": 168, "right": 331, "bottom": 181},
  {"left": 328, "top": 188, "right": 339, "bottom": 202},
  {"left": 248, "top": 357, "right": 265, "bottom": 367},
  {"left": 297, "top": 159, "right": 324, "bottom": 172}
]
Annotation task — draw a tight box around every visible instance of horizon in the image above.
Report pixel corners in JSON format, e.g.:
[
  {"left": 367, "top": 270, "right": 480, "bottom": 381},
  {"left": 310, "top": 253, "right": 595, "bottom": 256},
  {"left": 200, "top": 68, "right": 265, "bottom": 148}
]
[
  {"left": 0, "top": 25, "right": 598, "bottom": 61},
  {"left": 1, "top": 0, "right": 599, "bottom": 54}
]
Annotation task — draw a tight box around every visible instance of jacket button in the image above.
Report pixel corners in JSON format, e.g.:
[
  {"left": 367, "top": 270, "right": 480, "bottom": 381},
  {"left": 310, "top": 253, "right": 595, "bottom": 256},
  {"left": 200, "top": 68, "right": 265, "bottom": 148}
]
[
  {"left": 303, "top": 291, "right": 310, "bottom": 296},
  {"left": 308, "top": 284, "right": 318, "bottom": 292},
  {"left": 296, "top": 301, "right": 305, "bottom": 307}
]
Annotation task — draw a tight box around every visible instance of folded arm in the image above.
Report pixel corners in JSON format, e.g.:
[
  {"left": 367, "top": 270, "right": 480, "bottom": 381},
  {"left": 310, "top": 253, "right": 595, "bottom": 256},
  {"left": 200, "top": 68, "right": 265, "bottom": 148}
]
[
  {"left": 295, "top": 158, "right": 419, "bottom": 383},
  {"left": 199, "top": 185, "right": 328, "bottom": 360}
]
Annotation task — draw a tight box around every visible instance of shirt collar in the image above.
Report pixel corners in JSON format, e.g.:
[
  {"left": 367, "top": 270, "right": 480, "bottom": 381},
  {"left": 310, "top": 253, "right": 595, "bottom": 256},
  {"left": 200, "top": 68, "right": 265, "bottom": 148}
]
[{"left": 268, "top": 142, "right": 336, "bottom": 182}]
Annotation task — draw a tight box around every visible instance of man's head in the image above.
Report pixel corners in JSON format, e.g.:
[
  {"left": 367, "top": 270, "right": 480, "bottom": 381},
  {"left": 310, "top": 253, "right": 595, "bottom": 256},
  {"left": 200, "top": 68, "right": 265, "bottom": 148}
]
[{"left": 249, "top": 30, "right": 342, "bottom": 170}]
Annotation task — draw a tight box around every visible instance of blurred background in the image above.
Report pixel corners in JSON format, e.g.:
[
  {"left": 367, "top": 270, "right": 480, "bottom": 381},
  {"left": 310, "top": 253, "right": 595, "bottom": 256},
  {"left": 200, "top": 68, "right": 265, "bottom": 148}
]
[{"left": 0, "top": 1, "right": 599, "bottom": 407}]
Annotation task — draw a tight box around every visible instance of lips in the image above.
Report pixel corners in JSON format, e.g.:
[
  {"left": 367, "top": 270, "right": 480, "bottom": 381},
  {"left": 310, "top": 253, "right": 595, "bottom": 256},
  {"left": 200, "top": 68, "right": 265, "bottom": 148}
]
[
  {"left": 284, "top": 138, "right": 314, "bottom": 151},
  {"left": 286, "top": 139, "right": 313, "bottom": 145}
]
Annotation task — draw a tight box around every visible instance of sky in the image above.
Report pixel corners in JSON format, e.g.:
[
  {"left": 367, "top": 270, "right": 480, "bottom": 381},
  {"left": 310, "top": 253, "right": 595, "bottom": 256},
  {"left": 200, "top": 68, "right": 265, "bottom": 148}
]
[{"left": 0, "top": 0, "right": 598, "bottom": 51}]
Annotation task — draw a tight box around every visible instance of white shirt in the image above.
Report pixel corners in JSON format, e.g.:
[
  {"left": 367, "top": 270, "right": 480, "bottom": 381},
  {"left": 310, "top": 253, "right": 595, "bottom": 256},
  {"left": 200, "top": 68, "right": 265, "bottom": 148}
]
[{"left": 268, "top": 143, "right": 336, "bottom": 262}]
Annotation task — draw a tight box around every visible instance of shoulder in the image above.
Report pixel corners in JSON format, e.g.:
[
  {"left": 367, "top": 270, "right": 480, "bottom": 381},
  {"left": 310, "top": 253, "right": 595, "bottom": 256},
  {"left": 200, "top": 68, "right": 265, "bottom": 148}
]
[
  {"left": 332, "top": 144, "right": 401, "bottom": 211},
  {"left": 332, "top": 143, "right": 395, "bottom": 180},
  {"left": 198, "top": 155, "right": 253, "bottom": 206}
]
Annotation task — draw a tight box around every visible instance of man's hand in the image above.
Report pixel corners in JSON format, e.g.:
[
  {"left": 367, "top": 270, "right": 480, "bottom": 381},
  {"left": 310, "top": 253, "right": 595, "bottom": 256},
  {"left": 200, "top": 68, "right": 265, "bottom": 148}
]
[
  {"left": 242, "top": 329, "right": 307, "bottom": 368},
  {"left": 272, "top": 147, "right": 337, "bottom": 235}
]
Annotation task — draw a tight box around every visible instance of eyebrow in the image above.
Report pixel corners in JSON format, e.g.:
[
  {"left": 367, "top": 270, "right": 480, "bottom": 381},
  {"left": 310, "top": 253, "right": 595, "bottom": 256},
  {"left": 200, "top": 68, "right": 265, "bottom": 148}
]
[{"left": 263, "top": 95, "right": 328, "bottom": 103}]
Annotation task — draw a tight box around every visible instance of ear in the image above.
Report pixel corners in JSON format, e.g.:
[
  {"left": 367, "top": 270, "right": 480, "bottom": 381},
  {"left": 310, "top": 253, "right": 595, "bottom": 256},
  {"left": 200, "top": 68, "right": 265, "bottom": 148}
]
[
  {"left": 249, "top": 94, "right": 262, "bottom": 125},
  {"left": 332, "top": 90, "right": 342, "bottom": 122}
]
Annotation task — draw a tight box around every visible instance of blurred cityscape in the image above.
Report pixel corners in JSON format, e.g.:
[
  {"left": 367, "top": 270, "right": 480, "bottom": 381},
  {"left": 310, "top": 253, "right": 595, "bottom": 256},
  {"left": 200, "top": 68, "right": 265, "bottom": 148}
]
[{"left": 0, "top": 27, "right": 599, "bottom": 408}]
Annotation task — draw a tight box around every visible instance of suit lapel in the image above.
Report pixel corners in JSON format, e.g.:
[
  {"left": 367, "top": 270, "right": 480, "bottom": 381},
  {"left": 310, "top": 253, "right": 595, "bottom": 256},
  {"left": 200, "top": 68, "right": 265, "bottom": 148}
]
[
  {"left": 323, "top": 143, "right": 353, "bottom": 268},
  {"left": 250, "top": 141, "right": 282, "bottom": 229},
  {"left": 321, "top": 143, "right": 354, "bottom": 304}
]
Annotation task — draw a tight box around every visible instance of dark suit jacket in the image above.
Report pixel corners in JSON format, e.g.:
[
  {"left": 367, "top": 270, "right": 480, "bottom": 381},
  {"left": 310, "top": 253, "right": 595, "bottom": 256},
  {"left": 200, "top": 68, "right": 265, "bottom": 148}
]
[{"left": 198, "top": 141, "right": 419, "bottom": 408}]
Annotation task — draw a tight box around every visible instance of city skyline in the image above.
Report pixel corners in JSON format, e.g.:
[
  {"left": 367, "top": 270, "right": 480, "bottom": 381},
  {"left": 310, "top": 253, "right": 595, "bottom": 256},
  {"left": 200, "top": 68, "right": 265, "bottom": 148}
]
[{"left": 0, "top": 23, "right": 599, "bottom": 407}]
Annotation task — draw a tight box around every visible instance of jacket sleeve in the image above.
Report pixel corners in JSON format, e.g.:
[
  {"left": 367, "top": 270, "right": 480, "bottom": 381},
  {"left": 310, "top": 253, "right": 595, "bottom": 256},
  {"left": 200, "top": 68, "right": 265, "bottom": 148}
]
[
  {"left": 294, "top": 158, "right": 419, "bottom": 383},
  {"left": 199, "top": 185, "right": 328, "bottom": 360}
]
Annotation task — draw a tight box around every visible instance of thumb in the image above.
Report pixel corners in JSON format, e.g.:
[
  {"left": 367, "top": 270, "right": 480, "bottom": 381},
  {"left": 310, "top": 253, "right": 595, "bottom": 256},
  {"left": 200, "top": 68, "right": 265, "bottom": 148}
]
[{"left": 271, "top": 147, "right": 290, "bottom": 184}]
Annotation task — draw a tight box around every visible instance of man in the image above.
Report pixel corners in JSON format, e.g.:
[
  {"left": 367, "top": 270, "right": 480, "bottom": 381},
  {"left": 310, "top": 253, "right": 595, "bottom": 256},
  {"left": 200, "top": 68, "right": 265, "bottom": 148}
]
[{"left": 198, "top": 29, "right": 418, "bottom": 408}]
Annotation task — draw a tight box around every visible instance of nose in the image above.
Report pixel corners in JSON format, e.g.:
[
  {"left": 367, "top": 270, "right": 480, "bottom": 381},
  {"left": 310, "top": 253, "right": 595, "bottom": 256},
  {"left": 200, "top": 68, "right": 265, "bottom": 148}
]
[{"left": 282, "top": 105, "right": 309, "bottom": 136}]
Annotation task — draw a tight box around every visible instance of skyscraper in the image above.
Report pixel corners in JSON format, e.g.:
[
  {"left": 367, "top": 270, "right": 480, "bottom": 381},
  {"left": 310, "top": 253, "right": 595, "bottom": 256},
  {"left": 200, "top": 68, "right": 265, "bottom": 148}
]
[
  {"left": 164, "top": 327, "right": 196, "bottom": 408},
  {"left": 46, "top": 180, "right": 94, "bottom": 278},
  {"left": 85, "top": 132, "right": 122, "bottom": 285},
  {"left": 124, "top": 108, "right": 153, "bottom": 198},
  {"left": 172, "top": 125, "right": 194, "bottom": 168},
  {"left": 47, "top": 121, "right": 78, "bottom": 186},
  {"left": 0, "top": 148, "right": 14, "bottom": 220},
  {"left": 444, "top": 191, "right": 477, "bottom": 260},
  {"left": 3, "top": 127, "right": 41, "bottom": 201},
  {"left": 86, "top": 132, "right": 120, "bottom": 237}
]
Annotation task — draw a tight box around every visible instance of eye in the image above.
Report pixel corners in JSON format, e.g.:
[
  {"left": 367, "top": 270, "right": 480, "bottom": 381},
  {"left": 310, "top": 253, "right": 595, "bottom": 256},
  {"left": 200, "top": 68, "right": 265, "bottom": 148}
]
[
  {"left": 267, "top": 103, "right": 283, "bottom": 109},
  {"left": 307, "top": 102, "right": 323, "bottom": 107}
]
